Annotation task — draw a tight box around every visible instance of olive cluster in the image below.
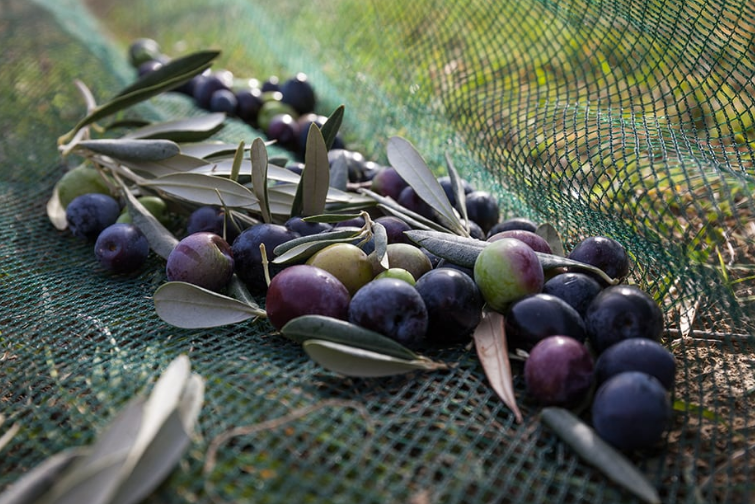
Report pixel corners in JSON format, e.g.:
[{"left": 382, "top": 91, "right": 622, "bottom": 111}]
[{"left": 128, "top": 38, "right": 344, "bottom": 159}]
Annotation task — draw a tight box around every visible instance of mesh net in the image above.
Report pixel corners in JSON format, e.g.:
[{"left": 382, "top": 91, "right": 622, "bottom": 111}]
[{"left": 2, "top": 0, "right": 754, "bottom": 502}]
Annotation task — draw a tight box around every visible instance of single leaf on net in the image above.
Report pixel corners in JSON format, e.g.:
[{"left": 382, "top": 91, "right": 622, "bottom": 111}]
[
  {"left": 124, "top": 113, "right": 226, "bottom": 143},
  {"left": 293, "top": 124, "right": 330, "bottom": 217},
  {"left": 39, "top": 398, "right": 146, "bottom": 504},
  {"left": 46, "top": 181, "right": 68, "bottom": 231},
  {"left": 0, "top": 448, "right": 88, "bottom": 504},
  {"left": 540, "top": 407, "right": 661, "bottom": 504},
  {"left": 536, "top": 223, "right": 565, "bottom": 257},
  {"left": 250, "top": 138, "right": 272, "bottom": 223},
  {"left": 76, "top": 139, "right": 180, "bottom": 162},
  {"left": 120, "top": 154, "right": 208, "bottom": 178},
  {"left": 372, "top": 221, "right": 390, "bottom": 270},
  {"left": 281, "top": 315, "right": 420, "bottom": 361},
  {"left": 302, "top": 339, "right": 448, "bottom": 378},
  {"left": 118, "top": 179, "right": 178, "bottom": 260},
  {"left": 386, "top": 137, "right": 465, "bottom": 235},
  {"left": 141, "top": 172, "right": 258, "bottom": 208},
  {"left": 444, "top": 151, "right": 470, "bottom": 235},
  {"left": 473, "top": 310, "right": 523, "bottom": 424},
  {"left": 153, "top": 281, "right": 266, "bottom": 329},
  {"left": 319, "top": 105, "right": 344, "bottom": 150},
  {"left": 59, "top": 50, "right": 220, "bottom": 144}
]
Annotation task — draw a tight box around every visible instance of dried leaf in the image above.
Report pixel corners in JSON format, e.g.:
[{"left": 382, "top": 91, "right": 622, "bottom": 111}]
[
  {"left": 302, "top": 339, "right": 448, "bottom": 377},
  {"left": 536, "top": 223, "right": 565, "bottom": 257},
  {"left": 141, "top": 172, "right": 257, "bottom": 208},
  {"left": 386, "top": 137, "right": 465, "bottom": 235},
  {"left": 77, "top": 139, "right": 180, "bottom": 162},
  {"left": 153, "top": 281, "right": 266, "bottom": 329},
  {"left": 540, "top": 407, "right": 661, "bottom": 504},
  {"left": 124, "top": 113, "right": 226, "bottom": 142},
  {"left": 473, "top": 310, "right": 523, "bottom": 423},
  {"left": 281, "top": 315, "right": 420, "bottom": 360},
  {"left": 250, "top": 138, "right": 272, "bottom": 223}
]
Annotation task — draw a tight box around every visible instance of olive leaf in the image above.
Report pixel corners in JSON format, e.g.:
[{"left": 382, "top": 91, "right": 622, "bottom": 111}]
[
  {"left": 328, "top": 151, "right": 349, "bottom": 191},
  {"left": 473, "top": 310, "right": 523, "bottom": 424},
  {"left": 536, "top": 223, "right": 565, "bottom": 257},
  {"left": 124, "top": 113, "right": 226, "bottom": 143},
  {"left": 272, "top": 229, "right": 365, "bottom": 265},
  {"left": 405, "top": 229, "right": 619, "bottom": 284},
  {"left": 153, "top": 281, "right": 266, "bottom": 329},
  {"left": 77, "top": 139, "right": 181, "bottom": 162},
  {"left": 281, "top": 315, "right": 420, "bottom": 360},
  {"left": 119, "top": 154, "right": 209, "bottom": 178},
  {"left": 227, "top": 274, "right": 262, "bottom": 310},
  {"left": 118, "top": 178, "right": 178, "bottom": 260},
  {"left": 190, "top": 160, "right": 300, "bottom": 184},
  {"left": 141, "top": 172, "right": 258, "bottom": 208},
  {"left": 359, "top": 188, "right": 451, "bottom": 233},
  {"left": 250, "top": 138, "right": 272, "bottom": 223},
  {"left": 302, "top": 339, "right": 449, "bottom": 377},
  {"left": 444, "top": 151, "right": 471, "bottom": 235},
  {"left": 302, "top": 213, "right": 363, "bottom": 223},
  {"left": 0, "top": 448, "right": 88, "bottom": 504},
  {"left": 46, "top": 180, "right": 68, "bottom": 231},
  {"left": 179, "top": 141, "right": 249, "bottom": 160},
  {"left": 291, "top": 124, "right": 330, "bottom": 217},
  {"left": 58, "top": 50, "right": 220, "bottom": 145},
  {"left": 319, "top": 105, "right": 344, "bottom": 150},
  {"left": 273, "top": 227, "right": 363, "bottom": 257},
  {"left": 540, "top": 407, "right": 662, "bottom": 504},
  {"left": 0, "top": 420, "right": 19, "bottom": 454},
  {"left": 372, "top": 221, "right": 390, "bottom": 270},
  {"left": 386, "top": 137, "right": 465, "bottom": 235}
]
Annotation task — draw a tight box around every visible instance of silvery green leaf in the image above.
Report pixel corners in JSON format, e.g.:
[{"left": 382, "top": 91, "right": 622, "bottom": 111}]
[
  {"left": 177, "top": 374, "right": 205, "bottom": 436},
  {"left": 250, "top": 138, "right": 272, "bottom": 223},
  {"left": 118, "top": 179, "right": 178, "bottom": 260},
  {"left": 108, "top": 410, "right": 190, "bottom": 504},
  {"left": 359, "top": 188, "right": 450, "bottom": 233},
  {"left": 77, "top": 139, "right": 180, "bottom": 162},
  {"left": 190, "top": 160, "right": 301, "bottom": 184},
  {"left": 319, "top": 105, "right": 344, "bottom": 150},
  {"left": 294, "top": 124, "right": 330, "bottom": 217},
  {"left": 153, "top": 281, "right": 266, "bottom": 329},
  {"left": 272, "top": 236, "right": 361, "bottom": 265},
  {"left": 282, "top": 315, "right": 419, "bottom": 361},
  {"left": 268, "top": 156, "right": 290, "bottom": 167},
  {"left": 124, "top": 113, "right": 226, "bottom": 142},
  {"left": 59, "top": 50, "right": 219, "bottom": 144},
  {"left": 227, "top": 274, "right": 262, "bottom": 310},
  {"left": 0, "top": 448, "right": 88, "bottom": 504},
  {"left": 473, "top": 310, "right": 523, "bottom": 424},
  {"left": 39, "top": 399, "right": 146, "bottom": 504},
  {"left": 328, "top": 151, "right": 349, "bottom": 191},
  {"left": 46, "top": 181, "right": 68, "bottom": 231},
  {"left": 540, "top": 408, "right": 661, "bottom": 504},
  {"left": 119, "top": 154, "right": 208, "bottom": 178},
  {"left": 179, "top": 141, "right": 250, "bottom": 159},
  {"left": 372, "top": 221, "right": 389, "bottom": 270},
  {"left": 386, "top": 137, "right": 465, "bottom": 235},
  {"left": 444, "top": 152, "right": 470, "bottom": 234},
  {"left": 536, "top": 223, "right": 565, "bottom": 257},
  {"left": 229, "top": 141, "right": 245, "bottom": 183},
  {"left": 141, "top": 172, "right": 257, "bottom": 208},
  {"left": 273, "top": 227, "right": 363, "bottom": 257},
  {"left": 119, "top": 189, "right": 177, "bottom": 256},
  {"left": 302, "top": 213, "right": 362, "bottom": 223},
  {"left": 302, "top": 339, "right": 449, "bottom": 377}
]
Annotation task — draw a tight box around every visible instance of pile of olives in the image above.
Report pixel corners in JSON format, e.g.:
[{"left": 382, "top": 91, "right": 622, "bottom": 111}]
[{"left": 55, "top": 39, "right": 676, "bottom": 456}]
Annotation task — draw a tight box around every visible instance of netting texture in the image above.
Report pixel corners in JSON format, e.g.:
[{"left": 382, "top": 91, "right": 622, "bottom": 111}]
[{"left": 2, "top": 0, "right": 754, "bottom": 502}]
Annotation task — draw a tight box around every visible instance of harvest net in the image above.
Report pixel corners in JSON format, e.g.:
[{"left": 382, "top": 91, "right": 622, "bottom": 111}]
[{"left": 1, "top": 0, "right": 754, "bottom": 502}]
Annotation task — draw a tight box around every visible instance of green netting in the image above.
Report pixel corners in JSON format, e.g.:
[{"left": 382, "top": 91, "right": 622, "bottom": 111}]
[{"left": 2, "top": 0, "right": 754, "bottom": 502}]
